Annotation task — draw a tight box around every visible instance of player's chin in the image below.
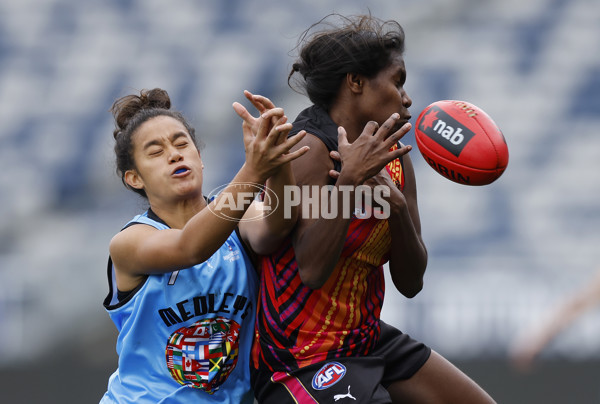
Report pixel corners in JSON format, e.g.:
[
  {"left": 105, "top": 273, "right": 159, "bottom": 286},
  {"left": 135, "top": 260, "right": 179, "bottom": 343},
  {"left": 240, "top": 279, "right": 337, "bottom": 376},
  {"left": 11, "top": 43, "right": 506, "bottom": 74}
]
[{"left": 392, "top": 120, "right": 409, "bottom": 133}]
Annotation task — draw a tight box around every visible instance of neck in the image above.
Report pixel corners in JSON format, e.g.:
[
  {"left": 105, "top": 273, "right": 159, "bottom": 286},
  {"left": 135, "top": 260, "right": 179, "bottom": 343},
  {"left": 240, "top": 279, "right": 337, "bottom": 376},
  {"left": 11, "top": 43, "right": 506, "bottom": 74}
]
[
  {"left": 328, "top": 97, "right": 362, "bottom": 144},
  {"left": 148, "top": 195, "right": 207, "bottom": 229}
]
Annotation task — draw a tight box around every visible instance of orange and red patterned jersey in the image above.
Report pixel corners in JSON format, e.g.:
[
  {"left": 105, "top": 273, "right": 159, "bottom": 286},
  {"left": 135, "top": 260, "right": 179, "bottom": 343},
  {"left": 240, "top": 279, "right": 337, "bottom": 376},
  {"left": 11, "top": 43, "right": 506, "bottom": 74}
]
[{"left": 252, "top": 153, "right": 405, "bottom": 372}]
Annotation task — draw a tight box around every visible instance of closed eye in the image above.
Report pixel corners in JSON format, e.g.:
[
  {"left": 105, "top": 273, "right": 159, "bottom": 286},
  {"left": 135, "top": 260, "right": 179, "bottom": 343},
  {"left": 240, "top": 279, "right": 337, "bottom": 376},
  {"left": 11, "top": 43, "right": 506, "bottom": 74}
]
[
  {"left": 395, "top": 68, "right": 407, "bottom": 89},
  {"left": 148, "top": 147, "right": 163, "bottom": 156},
  {"left": 396, "top": 76, "right": 406, "bottom": 89}
]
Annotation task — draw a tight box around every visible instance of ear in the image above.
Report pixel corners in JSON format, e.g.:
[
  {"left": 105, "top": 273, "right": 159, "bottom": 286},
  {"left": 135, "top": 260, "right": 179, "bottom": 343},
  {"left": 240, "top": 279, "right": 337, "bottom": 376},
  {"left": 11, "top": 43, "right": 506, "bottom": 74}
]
[
  {"left": 346, "top": 73, "right": 364, "bottom": 95},
  {"left": 124, "top": 169, "right": 145, "bottom": 190},
  {"left": 198, "top": 151, "right": 204, "bottom": 169}
]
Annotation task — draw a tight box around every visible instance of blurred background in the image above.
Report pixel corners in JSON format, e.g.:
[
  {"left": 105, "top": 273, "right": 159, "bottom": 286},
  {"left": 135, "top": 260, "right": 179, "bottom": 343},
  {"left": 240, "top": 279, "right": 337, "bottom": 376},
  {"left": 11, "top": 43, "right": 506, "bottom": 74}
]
[{"left": 1, "top": 0, "right": 599, "bottom": 402}]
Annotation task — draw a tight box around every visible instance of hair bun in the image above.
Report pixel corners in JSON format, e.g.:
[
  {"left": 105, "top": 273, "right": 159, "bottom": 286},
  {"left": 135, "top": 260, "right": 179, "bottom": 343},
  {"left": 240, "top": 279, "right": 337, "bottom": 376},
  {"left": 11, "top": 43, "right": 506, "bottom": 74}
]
[
  {"left": 110, "top": 88, "right": 172, "bottom": 138},
  {"left": 139, "top": 88, "right": 171, "bottom": 110}
]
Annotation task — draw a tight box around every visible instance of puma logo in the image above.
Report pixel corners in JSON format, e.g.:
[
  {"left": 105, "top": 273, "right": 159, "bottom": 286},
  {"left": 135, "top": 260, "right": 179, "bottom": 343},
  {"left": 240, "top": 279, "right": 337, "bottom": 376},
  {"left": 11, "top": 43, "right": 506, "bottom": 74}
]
[{"left": 334, "top": 385, "right": 356, "bottom": 401}]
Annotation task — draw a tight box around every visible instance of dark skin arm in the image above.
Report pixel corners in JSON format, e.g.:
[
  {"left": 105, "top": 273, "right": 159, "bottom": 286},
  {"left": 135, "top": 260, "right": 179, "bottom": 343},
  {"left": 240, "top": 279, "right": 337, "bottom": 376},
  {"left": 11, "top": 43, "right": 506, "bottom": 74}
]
[
  {"left": 364, "top": 154, "right": 427, "bottom": 298},
  {"left": 290, "top": 133, "right": 352, "bottom": 289},
  {"left": 291, "top": 114, "right": 413, "bottom": 289},
  {"left": 329, "top": 142, "right": 427, "bottom": 298}
]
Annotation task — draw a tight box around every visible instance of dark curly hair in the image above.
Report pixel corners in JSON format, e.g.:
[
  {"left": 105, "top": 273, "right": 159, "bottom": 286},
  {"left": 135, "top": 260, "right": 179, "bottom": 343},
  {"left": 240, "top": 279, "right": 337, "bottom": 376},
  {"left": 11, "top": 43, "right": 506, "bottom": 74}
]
[
  {"left": 288, "top": 13, "right": 406, "bottom": 111},
  {"left": 110, "top": 88, "right": 201, "bottom": 198}
]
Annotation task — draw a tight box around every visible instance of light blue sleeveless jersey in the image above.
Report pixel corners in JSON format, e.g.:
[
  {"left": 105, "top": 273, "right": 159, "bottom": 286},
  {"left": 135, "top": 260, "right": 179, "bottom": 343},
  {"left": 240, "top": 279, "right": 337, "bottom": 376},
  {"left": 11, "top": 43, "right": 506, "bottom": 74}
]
[{"left": 101, "top": 211, "right": 258, "bottom": 404}]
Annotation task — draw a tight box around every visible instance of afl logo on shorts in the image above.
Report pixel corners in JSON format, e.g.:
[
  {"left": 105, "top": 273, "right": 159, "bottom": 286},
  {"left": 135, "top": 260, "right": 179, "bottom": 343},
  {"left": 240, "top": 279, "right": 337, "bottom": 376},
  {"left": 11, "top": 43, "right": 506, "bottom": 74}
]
[{"left": 311, "top": 362, "right": 346, "bottom": 390}]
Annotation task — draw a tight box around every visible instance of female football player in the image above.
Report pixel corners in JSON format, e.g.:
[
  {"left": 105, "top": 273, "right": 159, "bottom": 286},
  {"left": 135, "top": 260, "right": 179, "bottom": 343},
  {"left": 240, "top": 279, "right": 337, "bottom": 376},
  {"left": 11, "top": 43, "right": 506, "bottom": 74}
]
[
  {"left": 251, "top": 14, "right": 496, "bottom": 404},
  {"left": 101, "top": 88, "right": 308, "bottom": 403}
]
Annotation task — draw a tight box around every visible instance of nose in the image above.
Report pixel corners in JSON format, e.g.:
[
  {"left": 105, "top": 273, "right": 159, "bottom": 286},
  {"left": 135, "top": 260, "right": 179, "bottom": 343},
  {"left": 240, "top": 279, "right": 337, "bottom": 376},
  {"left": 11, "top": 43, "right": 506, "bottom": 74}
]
[{"left": 169, "top": 149, "right": 183, "bottom": 163}]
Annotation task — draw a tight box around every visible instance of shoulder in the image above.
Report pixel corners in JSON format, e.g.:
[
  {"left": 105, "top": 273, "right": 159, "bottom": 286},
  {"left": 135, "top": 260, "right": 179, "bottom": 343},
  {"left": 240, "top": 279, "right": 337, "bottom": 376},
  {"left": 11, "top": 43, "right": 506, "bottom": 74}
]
[
  {"left": 110, "top": 211, "right": 167, "bottom": 255},
  {"left": 290, "top": 132, "right": 335, "bottom": 187},
  {"left": 290, "top": 105, "right": 339, "bottom": 152},
  {"left": 109, "top": 224, "right": 157, "bottom": 292},
  {"left": 109, "top": 223, "right": 158, "bottom": 265},
  {"left": 111, "top": 221, "right": 158, "bottom": 243}
]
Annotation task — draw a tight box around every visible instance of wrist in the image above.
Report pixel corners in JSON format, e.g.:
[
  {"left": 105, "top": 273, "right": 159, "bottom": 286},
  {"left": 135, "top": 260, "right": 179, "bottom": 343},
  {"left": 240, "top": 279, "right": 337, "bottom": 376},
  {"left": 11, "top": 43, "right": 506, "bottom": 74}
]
[
  {"left": 237, "top": 163, "right": 266, "bottom": 185},
  {"left": 267, "top": 162, "right": 293, "bottom": 184},
  {"left": 335, "top": 169, "right": 362, "bottom": 188}
]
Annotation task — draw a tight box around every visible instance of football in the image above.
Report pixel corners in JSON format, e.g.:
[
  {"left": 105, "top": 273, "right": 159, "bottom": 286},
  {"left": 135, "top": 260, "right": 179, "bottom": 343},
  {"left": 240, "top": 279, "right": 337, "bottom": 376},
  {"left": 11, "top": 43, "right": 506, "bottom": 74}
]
[{"left": 414, "top": 100, "right": 508, "bottom": 186}]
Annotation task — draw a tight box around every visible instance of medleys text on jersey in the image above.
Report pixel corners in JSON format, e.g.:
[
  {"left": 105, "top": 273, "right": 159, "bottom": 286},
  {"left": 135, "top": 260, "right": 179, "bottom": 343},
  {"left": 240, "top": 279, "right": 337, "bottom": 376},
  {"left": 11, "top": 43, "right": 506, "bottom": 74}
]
[{"left": 158, "top": 293, "right": 252, "bottom": 327}]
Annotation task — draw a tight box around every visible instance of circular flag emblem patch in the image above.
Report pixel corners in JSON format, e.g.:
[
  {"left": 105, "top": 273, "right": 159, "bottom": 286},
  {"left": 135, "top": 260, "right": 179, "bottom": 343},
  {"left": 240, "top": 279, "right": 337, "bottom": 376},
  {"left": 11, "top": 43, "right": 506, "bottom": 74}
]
[{"left": 165, "top": 316, "right": 241, "bottom": 393}]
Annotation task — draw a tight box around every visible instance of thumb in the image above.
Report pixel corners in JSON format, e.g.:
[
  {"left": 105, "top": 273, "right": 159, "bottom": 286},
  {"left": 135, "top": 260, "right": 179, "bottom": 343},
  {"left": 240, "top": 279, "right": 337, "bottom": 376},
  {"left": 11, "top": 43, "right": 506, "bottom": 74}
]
[
  {"left": 337, "top": 126, "right": 350, "bottom": 148},
  {"left": 328, "top": 169, "right": 340, "bottom": 180},
  {"left": 329, "top": 150, "right": 341, "bottom": 162}
]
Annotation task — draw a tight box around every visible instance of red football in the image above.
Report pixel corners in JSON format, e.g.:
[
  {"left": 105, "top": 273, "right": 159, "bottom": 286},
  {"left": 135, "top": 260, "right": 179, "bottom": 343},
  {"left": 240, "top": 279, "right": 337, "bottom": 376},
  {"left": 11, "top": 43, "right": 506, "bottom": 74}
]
[{"left": 414, "top": 100, "right": 508, "bottom": 186}]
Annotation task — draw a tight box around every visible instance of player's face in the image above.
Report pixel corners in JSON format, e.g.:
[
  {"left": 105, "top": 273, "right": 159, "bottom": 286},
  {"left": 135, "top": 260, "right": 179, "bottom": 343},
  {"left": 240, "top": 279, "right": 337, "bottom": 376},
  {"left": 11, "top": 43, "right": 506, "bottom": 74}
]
[
  {"left": 361, "top": 52, "right": 412, "bottom": 130},
  {"left": 128, "top": 115, "right": 204, "bottom": 203}
]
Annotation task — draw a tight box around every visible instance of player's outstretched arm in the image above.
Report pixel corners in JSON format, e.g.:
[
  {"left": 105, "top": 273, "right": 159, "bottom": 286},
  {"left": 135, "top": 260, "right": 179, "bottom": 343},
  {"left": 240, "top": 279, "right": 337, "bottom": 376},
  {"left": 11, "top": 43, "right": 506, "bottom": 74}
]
[
  {"left": 111, "top": 102, "right": 307, "bottom": 281},
  {"left": 234, "top": 92, "right": 309, "bottom": 255}
]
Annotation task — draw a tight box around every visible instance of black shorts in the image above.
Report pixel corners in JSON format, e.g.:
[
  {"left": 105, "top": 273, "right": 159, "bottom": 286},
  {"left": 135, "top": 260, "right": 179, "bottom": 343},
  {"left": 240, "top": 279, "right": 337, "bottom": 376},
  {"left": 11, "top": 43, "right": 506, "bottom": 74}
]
[{"left": 252, "top": 321, "right": 431, "bottom": 404}]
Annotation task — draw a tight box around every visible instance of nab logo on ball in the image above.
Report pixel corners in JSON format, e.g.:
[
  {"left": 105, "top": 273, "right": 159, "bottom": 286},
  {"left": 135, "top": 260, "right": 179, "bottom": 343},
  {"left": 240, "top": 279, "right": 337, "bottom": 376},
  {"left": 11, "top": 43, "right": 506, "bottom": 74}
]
[
  {"left": 418, "top": 106, "right": 475, "bottom": 157},
  {"left": 311, "top": 362, "right": 346, "bottom": 390}
]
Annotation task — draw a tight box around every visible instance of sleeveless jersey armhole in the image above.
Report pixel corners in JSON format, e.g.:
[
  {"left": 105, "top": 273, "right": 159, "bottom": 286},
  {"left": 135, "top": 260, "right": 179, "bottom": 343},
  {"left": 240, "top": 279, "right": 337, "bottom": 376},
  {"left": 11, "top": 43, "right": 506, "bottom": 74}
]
[
  {"left": 234, "top": 226, "right": 258, "bottom": 270},
  {"left": 103, "top": 255, "right": 149, "bottom": 309}
]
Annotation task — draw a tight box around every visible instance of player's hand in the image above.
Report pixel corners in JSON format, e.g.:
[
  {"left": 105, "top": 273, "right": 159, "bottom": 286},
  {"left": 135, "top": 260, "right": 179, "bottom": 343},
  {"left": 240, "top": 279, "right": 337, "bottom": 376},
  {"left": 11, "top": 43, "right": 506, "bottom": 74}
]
[
  {"left": 241, "top": 111, "right": 309, "bottom": 182},
  {"left": 336, "top": 114, "right": 412, "bottom": 186},
  {"left": 232, "top": 91, "right": 287, "bottom": 145},
  {"left": 233, "top": 91, "right": 309, "bottom": 182},
  {"left": 328, "top": 150, "right": 341, "bottom": 180}
]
